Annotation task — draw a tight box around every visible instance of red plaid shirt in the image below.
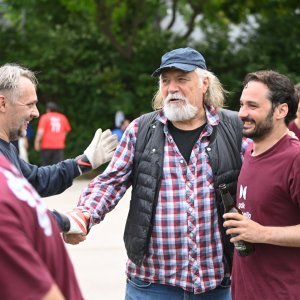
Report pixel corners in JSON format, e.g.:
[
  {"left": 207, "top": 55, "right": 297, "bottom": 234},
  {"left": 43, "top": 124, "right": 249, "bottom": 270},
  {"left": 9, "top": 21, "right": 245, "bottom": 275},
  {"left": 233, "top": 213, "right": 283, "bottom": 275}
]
[{"left": 78, "top": 106, "right": 249, "bottom": 293}]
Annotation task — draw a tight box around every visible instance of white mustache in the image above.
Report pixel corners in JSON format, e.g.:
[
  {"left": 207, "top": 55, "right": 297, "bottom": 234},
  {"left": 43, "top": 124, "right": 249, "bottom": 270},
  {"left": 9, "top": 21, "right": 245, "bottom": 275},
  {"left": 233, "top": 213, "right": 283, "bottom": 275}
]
[{"left": 164, "top": 93, "right": 187, "bottom": 103}]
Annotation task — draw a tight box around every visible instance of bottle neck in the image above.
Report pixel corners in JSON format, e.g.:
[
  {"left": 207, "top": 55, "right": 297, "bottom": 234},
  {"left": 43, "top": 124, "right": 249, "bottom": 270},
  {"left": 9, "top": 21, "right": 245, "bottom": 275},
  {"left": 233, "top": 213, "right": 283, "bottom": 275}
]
[
  {"left": 222, "top": 194, "right": 235, "bottom": 212},
  {"left": 219, "top": 185, "right": 235, "bottom": 213}
]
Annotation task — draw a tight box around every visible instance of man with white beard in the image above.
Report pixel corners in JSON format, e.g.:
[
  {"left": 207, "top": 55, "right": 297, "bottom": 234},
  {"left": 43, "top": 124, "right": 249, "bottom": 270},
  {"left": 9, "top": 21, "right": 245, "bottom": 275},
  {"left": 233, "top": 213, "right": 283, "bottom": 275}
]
[{"left": 65, "top": 47, "right": 247, "bottom": 299}]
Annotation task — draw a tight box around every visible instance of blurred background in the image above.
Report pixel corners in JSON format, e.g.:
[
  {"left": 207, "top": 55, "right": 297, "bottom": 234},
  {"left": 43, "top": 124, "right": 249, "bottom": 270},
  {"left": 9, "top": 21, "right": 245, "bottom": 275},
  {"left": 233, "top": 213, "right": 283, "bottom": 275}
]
[{"left": 0, "top": 0, "right": 299, "bottom": 165}]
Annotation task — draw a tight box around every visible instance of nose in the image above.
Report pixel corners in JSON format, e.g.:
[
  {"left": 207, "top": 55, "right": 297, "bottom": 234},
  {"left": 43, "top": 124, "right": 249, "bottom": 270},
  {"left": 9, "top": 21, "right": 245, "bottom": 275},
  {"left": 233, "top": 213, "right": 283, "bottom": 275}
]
[
  {"left": 31, "top": 104, "right": 39, "bottom": 118},
  {"left": 238, "top": 105, "right": 248, "bottom": 119},
  {"left": 167, "top": 80, "right": 179, "bottom": 93}
]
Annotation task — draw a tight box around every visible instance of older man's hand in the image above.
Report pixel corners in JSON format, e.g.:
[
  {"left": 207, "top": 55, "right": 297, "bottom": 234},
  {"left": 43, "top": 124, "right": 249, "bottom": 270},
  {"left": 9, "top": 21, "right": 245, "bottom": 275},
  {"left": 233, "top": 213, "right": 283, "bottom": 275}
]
[
  {"left": 64, "top": 209, "right": 90, "bottom": 235},
  {"left": 63, "top": 233, "right": 86, "bottom": 245}
]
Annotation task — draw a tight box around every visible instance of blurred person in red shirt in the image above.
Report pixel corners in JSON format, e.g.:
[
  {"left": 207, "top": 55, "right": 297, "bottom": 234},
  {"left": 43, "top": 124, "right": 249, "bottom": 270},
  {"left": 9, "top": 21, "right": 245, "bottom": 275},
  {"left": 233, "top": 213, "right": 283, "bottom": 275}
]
[{"left": 35, "top": 102, "right": 71, "bottom": 165}]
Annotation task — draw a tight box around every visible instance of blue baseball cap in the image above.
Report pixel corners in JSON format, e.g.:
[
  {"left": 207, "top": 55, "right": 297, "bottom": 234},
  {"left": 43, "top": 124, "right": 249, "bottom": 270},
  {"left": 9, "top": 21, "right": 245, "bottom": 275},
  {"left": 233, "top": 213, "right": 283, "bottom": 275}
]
[{"left": 152, "top": 47, "right": 207, "bottom": 77}]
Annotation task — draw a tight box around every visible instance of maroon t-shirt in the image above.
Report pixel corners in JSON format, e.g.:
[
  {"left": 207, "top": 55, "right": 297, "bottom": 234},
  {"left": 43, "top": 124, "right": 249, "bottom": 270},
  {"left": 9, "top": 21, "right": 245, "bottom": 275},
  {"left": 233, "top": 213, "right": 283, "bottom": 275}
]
[
  {"left": 0, "top": 156, "right": 83, "bottom": 299},
  {"left": 232, "top": 135, "right": 300, "bottom": 300}
]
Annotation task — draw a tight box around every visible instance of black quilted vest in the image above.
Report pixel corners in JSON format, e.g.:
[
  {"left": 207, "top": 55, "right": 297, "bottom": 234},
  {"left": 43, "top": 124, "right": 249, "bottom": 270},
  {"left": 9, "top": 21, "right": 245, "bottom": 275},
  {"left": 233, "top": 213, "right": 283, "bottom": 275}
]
[{"left": 123, "top": 109, "right": 243, "bottom": 275}]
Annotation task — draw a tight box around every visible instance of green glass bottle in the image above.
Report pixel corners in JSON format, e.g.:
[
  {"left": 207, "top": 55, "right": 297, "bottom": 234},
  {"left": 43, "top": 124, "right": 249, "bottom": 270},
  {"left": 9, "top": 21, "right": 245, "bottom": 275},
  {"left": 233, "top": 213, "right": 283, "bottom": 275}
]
[{"left": 219, "top": 183, "right": 255, "bottom": 256}]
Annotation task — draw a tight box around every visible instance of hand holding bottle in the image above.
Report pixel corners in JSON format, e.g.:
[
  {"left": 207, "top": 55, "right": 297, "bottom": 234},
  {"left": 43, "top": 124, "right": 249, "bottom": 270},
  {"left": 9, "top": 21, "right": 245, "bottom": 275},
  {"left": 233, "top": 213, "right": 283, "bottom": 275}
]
[
  {"left": 219, "top": 183, "right": 255, "bottom": 256},
  {"left": 223, "top": 212, "right": 265, "bottom": 245}
]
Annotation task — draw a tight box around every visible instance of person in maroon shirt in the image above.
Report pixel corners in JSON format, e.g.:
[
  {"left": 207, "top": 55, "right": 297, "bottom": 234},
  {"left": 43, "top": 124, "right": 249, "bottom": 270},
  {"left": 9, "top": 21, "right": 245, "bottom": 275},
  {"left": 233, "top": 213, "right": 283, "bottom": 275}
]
[
  {"left": 0, "top": 154, "right": 83, "bottom": 300},
  {"left": 223, "top": 70, "right": 300, "bottom": 300},
  {"left": 288, "top": 83, "right": 300, "bottom": 138}
]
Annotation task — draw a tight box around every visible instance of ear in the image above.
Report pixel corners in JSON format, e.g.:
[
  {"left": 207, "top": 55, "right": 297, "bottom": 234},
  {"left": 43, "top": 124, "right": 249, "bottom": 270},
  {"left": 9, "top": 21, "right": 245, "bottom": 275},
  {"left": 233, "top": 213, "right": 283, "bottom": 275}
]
[
  {"left": 0, "top": 95, "right": 6, "bottom": 112},
  {"left": 202, "top": 76, "right": 209, "bottom": 94},
  {"left": 275, "top": 103, "right": 288, "bottom": 120}
]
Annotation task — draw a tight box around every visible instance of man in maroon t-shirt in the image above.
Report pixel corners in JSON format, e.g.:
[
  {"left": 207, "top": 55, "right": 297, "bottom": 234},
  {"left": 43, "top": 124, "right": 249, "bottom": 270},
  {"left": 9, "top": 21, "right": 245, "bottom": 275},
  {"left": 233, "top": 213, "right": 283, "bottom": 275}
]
[
  {"left": 223, "top": 70, "right": 300, "bottom": 300},
  {"left": 0, "top": 154, "right": 83, "bottom": 299}
]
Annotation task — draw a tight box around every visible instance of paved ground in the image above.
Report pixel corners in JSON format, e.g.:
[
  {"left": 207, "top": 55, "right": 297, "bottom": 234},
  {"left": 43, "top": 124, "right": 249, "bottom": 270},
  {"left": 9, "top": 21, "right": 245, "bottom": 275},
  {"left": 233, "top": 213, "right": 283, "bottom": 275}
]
[{"left": 44, "top": 178, "right": 130, "bottom": 299}]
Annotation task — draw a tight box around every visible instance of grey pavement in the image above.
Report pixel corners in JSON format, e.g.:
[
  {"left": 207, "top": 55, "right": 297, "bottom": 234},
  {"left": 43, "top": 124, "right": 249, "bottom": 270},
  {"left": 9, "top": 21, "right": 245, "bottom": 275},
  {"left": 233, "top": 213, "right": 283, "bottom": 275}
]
[{"left": 43, "top": 178, "right": 130, "bottom": 300}]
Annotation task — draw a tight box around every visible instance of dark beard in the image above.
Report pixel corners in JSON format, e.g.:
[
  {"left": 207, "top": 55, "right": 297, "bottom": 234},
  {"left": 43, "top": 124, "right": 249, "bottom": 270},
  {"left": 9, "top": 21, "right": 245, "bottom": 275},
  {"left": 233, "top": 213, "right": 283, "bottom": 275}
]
[{"left": 242, "top": 109, "right": 274, "bottom": 141}]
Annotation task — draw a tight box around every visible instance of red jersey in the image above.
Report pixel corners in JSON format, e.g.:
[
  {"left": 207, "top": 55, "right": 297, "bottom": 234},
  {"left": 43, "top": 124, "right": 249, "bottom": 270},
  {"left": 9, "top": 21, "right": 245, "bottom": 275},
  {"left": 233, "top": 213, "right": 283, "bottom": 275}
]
[
  {"left": 232, "top": 135, "right": 300, "bottom": 300},
  {"left": 37, "top": 111, "right": 71, "bottom": 149},
  {"left": 0, "top": 155, "right": 83, "bottom": 299}
]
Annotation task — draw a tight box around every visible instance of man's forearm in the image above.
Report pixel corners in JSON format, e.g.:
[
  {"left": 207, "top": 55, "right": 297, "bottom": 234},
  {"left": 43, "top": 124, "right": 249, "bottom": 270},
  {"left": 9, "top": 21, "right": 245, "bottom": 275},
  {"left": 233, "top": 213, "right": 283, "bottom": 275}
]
[{"left": 260, "top": 224, "right": 300, "bottom": 247}]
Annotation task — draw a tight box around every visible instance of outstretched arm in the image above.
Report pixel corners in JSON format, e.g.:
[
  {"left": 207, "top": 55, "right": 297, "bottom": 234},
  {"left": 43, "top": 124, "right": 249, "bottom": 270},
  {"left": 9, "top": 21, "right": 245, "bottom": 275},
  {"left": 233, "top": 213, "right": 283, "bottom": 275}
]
[
  {"left": 20, "top": 128, "right": 118, "bottom": 197},
  {"left": 63, "top": 120, "right": 138, "bottom": 245}
]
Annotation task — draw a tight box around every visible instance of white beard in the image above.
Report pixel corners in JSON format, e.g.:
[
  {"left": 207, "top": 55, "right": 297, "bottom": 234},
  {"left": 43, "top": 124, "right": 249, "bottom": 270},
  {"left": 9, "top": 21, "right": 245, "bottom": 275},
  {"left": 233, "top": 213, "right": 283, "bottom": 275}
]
[{"left": 163, "top": 93, "right": 198, "bottom": 122}]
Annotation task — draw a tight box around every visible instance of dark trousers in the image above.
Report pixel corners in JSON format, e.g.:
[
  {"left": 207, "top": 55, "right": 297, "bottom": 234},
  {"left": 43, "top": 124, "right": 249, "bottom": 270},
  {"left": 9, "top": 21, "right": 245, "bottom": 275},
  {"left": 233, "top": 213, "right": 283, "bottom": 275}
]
[{"left": 40, "top": 149, "right": 64, "bottom": 165}]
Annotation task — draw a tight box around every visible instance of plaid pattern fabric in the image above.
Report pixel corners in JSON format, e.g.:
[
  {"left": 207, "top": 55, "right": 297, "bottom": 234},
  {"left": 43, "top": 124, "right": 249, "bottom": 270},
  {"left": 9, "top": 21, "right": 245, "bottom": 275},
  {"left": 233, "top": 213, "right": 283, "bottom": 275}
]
[{"left": 78, "top": 106, "right": 249, "bottom": 293}]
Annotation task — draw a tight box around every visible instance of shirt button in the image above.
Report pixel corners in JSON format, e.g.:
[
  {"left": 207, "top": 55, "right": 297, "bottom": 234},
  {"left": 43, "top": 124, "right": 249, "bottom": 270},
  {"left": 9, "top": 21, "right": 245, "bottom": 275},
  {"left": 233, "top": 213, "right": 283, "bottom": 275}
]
[
  {"left": 152, "top": 148, "right": 156, "bottom": 152},
  {"left": 180, "top": 159, "right": 184, "bottom": 163},
  {"left": 207, "top": 147, "right": 211, "bottom": 151},
  {"left": 152, "top": 125, "right": 156, "bottom": 129}
]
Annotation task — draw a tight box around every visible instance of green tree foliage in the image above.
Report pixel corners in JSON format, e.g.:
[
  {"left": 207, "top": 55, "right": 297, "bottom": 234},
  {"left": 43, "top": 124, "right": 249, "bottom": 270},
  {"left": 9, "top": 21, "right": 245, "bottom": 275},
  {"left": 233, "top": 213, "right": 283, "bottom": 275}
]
[{"left": 0, "top": 0, "right": 299, "bottom": 162}]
